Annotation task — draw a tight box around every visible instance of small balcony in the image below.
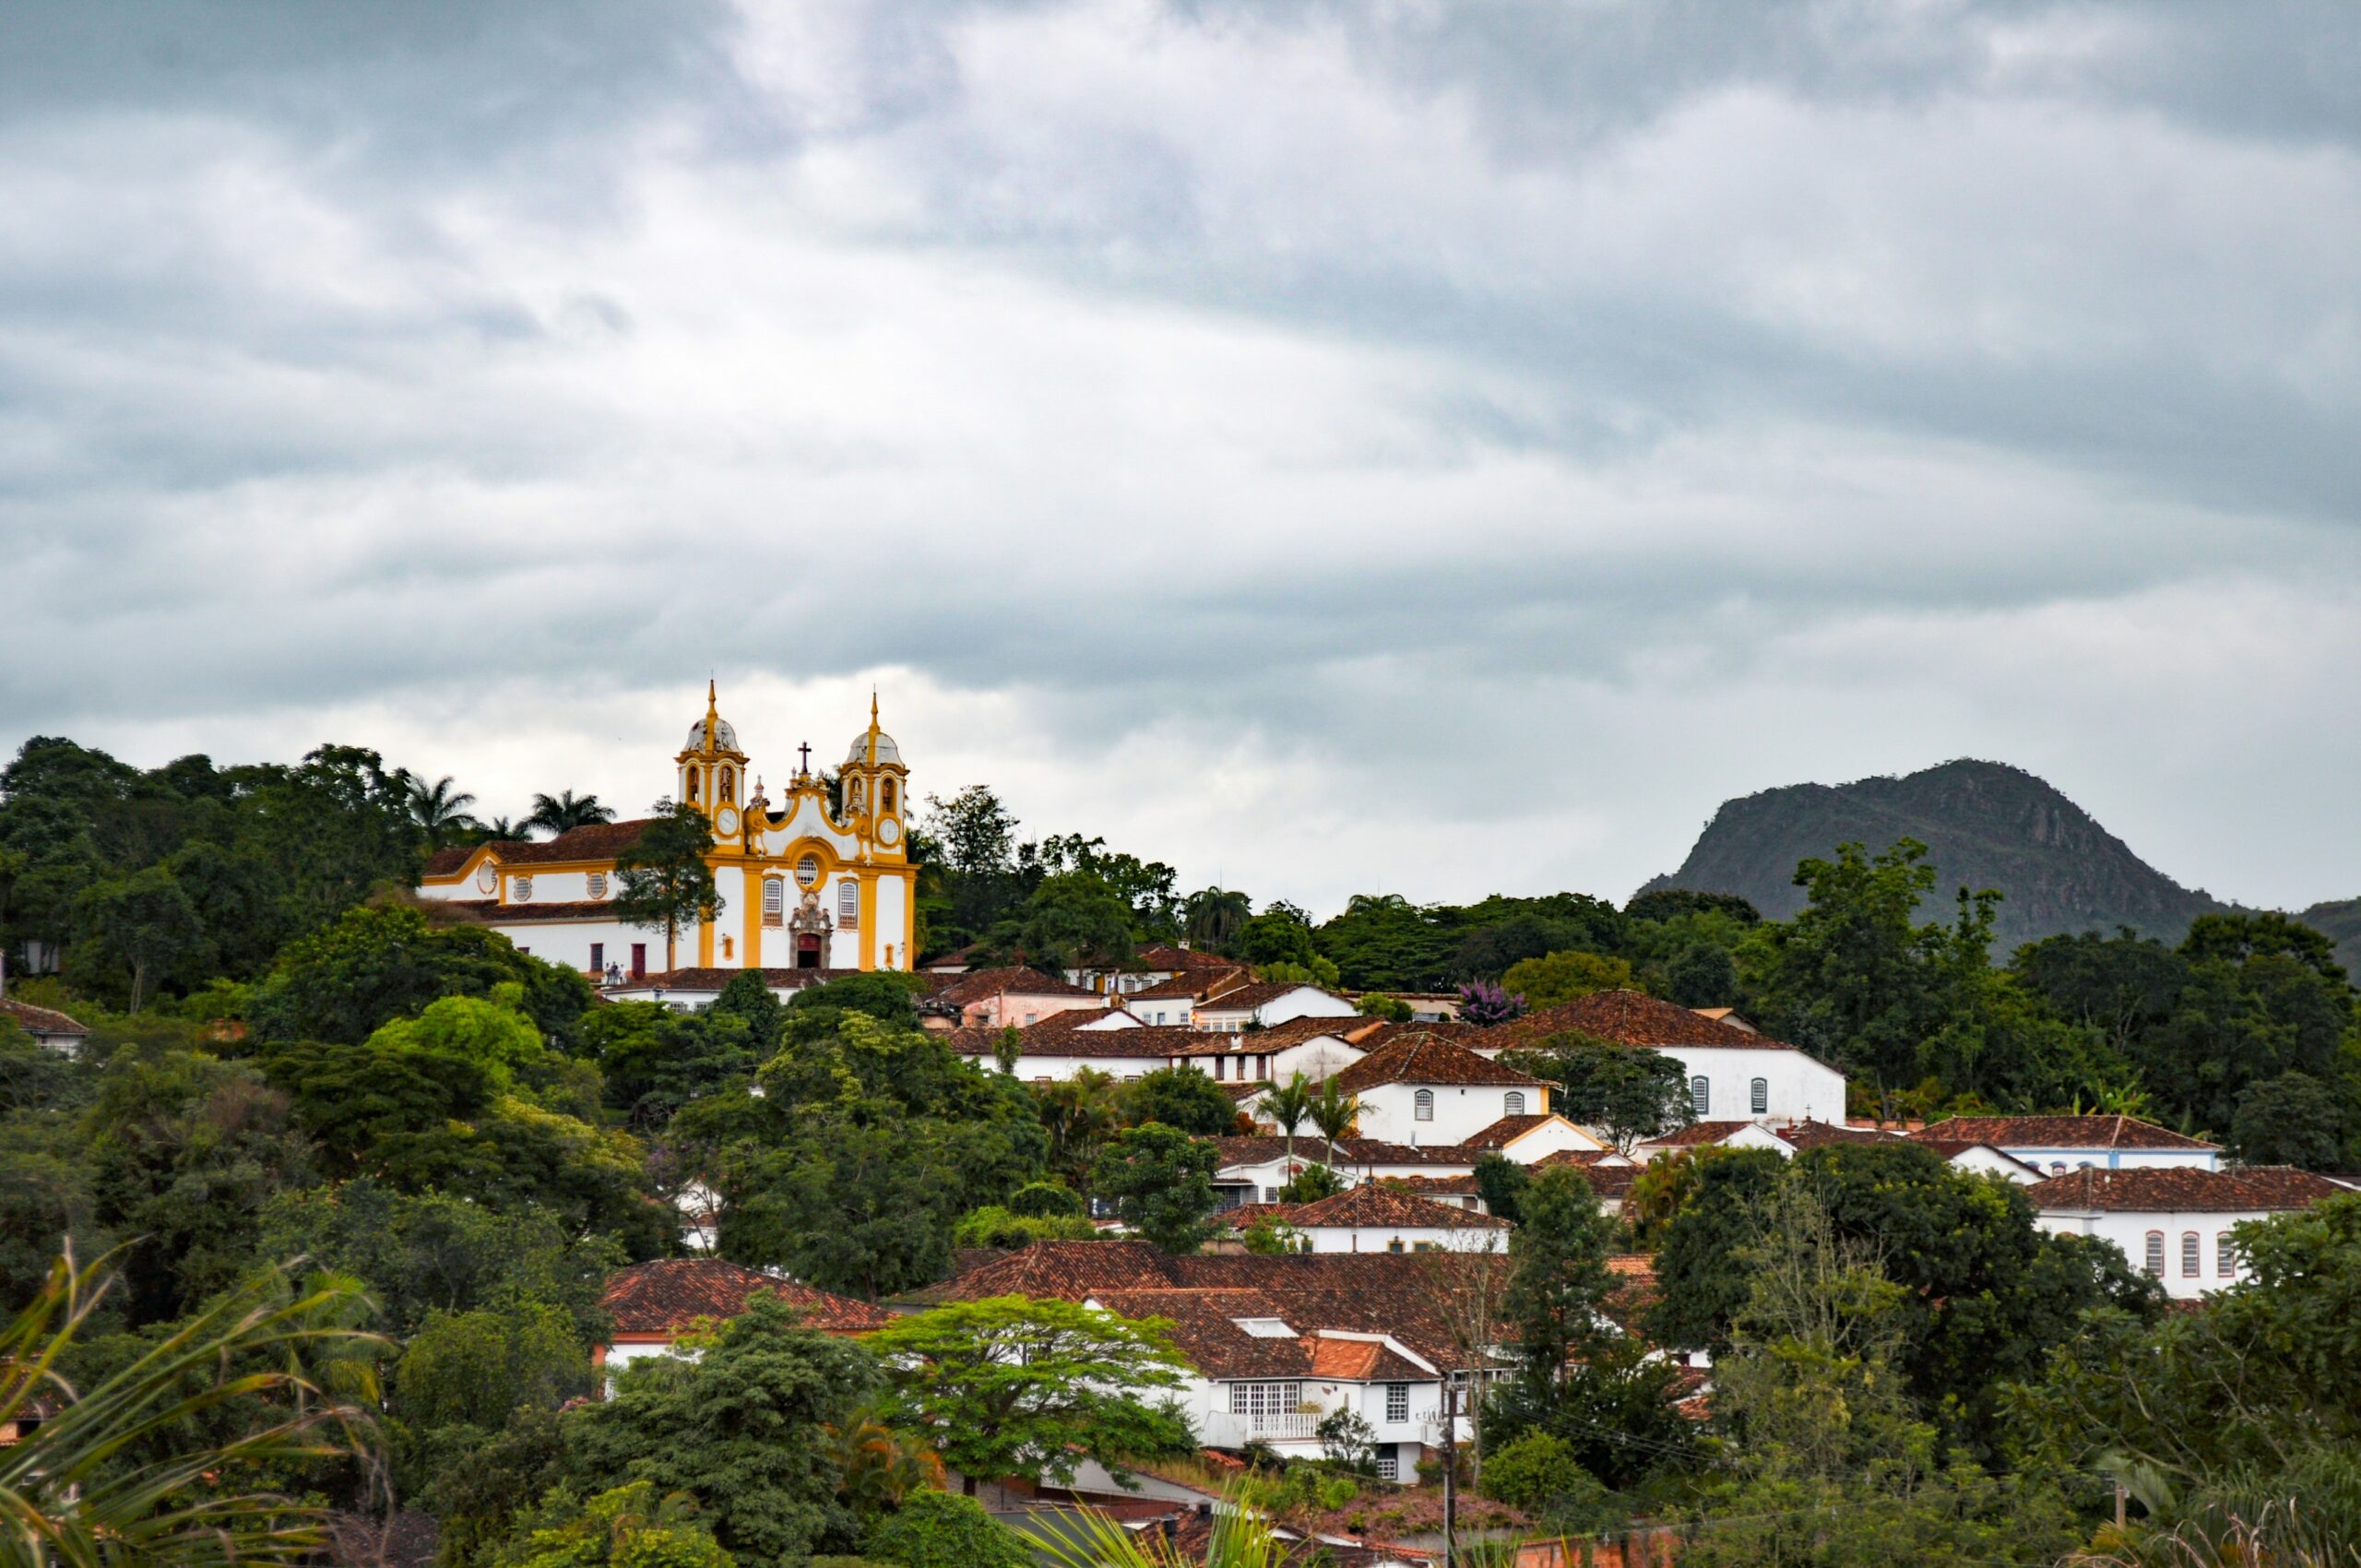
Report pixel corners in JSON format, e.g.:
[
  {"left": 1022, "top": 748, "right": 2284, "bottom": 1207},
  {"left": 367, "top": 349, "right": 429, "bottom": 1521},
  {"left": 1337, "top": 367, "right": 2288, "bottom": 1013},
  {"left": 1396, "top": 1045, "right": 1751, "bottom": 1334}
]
[{"left": 1241, "top": 1411, "right": 1320, "bottom": 1441}]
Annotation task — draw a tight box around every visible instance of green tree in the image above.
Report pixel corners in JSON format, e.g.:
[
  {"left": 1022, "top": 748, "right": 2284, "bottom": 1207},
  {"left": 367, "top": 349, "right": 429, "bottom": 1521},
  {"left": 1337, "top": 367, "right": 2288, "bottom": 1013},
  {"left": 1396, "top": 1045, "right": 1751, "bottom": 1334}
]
[
  {"left": 1308, "top": 1079, "right": 1358, "bottom": 1166},
  {"left": 394, "top": 1301, "right": 591, "bottom": 1432},
  {"left": 2130, "top": 912, "right": 2356, "bottom": 1135},
  {"left": 1502, "top": 1165, "right": 1619, "bottom": 1384},
  {"left": 864, "top": 1490, "right": 1033, "bottom": 1568},
  {"left": 707, "top": 968, "right": 785, "bottom": 1052},
  {"left": 1262, "top": 1072, "right": 1314, "bottom": 1170},
  {"left": 365, "top": 989, "right": 547, "bottom": 1088},
  {"left": 612, "top": 802, "right": 721, "bottom": 975},
  {"left": 1275, "top": 1163, "right": 1341, "bottom": 1203},
  {"left": 248, "top": 903, "right": 593, "bottom": 1047},
  {"left": 1473, "top": 1153, "right": 1529, "bottom": 1226},
  {"left": 1120, "top": 1065, "right": 1237, "bottom": 1137},
  {"left": 77, "top": 865, "right": 209, "bottom": 1012},
  {"left": 500, "top": 1479, "right": 731, "bottom": 1568},
  {"left": 564, "top": 1293, "right": 878, "bottom": 1563},
  {"left": 1182, "top": 888, "right": 1252, "bottom": 953},
  {"left": 525, "top": 790, "right": 616, "bottom": 836},
  {"left": 1503, "top": 1036, "right": 1691, "bottom": 1154},
  {"left": 1090, "top": 1125, "right": 1220, "bottom": 1253},
  {"left": 1015, "top": 873, "right": 1138, "bottom": 974},
  {"left": 1500, "top": 951, "right": 1635, "bottom": 1009},
  {"left": 2229, "top": 1069, "right": 2346, "bottom": 1169},
  {"left": 871, "top": 1297, "right": 1192, "bottom": 1494},
  {"left": 1642, "top": 1148, "right": 1788, "bottom": 1357},
  {"left": 0, "top": 1250, "right": 385, "bottom": 1568},
  {"left": 403, "top": 772, "right": 482, "bottom": 849},
  {"left": 1477, "top": 1430, "right": 1608, "bottom": 1522}
]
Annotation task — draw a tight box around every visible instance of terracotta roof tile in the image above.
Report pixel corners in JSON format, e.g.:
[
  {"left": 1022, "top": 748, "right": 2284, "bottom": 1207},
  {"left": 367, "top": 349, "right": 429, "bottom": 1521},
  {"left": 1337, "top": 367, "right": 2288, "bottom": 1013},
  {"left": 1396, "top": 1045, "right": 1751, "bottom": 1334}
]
[
  {"left": 1770, "top": 1119, "right": 1901, "bottom": 1149},
  {"left": 1911, "top": 1115, "right": 2221, "bottom": 1152},
  {"left": 2026, "top": 1166, "right": 2350, "bottom": 1213},
  {"left": 1327, "top": 1034, "right": 1544, "bottom": 1093},
  {"left": 437, "top": 897, "right": 623, "bottom": 924},
  {"left": 1456, "top": 1114, "right": 1560, "bottom": 1149},
  {"left": 1642, "top": 1120, "right": 1761, "bottom": 1148},
  {"left": 1489, "top": 990, "right": 1798, "bottom": 1051},
  {"left": 1127, "top": 968, "right": 1252, "bottom": 1002},
  {"left": 608, "top": 968, "right": 866, "bottom": 992},
  {"left": 1193, "top": 982, "right": 1351, "bottom": 1016},
  {"left": 1288, "top": 1184, "right": 1508, "bottom": 1231},
  {"left": 486, "top": 819, "right": 658, "bottom": 867},
  {"left": 0, "top": 997, "right": 89, "bottom": 1036},
  {"left": 600, "top": 1258, "right": 891, "bottom": 1336},
  {"left": 935, "top": 966, "right": 1100, "bottom": 1006}
]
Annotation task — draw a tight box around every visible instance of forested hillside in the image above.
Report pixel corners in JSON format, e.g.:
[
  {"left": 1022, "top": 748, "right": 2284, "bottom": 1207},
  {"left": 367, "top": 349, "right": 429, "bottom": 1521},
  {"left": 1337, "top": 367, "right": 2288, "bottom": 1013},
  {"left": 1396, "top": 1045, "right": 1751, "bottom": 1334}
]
[{"left": 1638, "top": 759, "right": 2225, "bottom": 951}]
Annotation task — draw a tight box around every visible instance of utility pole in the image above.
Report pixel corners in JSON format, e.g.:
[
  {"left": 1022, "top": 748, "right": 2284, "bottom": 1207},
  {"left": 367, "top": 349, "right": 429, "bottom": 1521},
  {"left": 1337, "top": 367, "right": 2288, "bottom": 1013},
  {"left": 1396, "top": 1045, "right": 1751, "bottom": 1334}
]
[{"left": 1442, "top": 1376, "right": 1459, "bottom": 1568}]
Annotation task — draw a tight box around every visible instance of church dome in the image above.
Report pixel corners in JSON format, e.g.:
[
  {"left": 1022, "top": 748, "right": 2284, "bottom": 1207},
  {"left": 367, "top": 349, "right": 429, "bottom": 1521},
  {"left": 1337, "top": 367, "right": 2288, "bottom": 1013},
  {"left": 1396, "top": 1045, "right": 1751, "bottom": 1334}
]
[
  {"left": 847, "top": 731, "right": 902, "bottom": 766},
  {"left": 686, "top": 716, "right": 740, "bottom": 753}
]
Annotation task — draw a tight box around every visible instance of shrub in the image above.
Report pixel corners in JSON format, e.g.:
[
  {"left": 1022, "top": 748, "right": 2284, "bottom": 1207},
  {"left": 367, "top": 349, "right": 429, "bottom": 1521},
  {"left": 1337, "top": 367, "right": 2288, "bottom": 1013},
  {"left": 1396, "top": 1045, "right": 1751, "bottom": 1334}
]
[
  {"left": 1478, "top": 1430, "right": 1607, "bottom": 1517},
  {"left": 1007, "top": 1182, "right": 1086, "bottom": 1218},
  {"left": 864, "top": 1491, "right": 1032, "bottom": 1568}
]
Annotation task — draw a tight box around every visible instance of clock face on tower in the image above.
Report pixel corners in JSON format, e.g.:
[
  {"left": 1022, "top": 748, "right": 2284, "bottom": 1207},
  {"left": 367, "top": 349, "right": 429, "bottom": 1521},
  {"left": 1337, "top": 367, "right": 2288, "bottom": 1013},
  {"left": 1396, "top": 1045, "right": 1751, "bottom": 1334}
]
[
  {"left": 715, "top": 806, "right": 741, "bottom": 837},
  {"left": 875, "top": 817, "right": 901, "bottom": 846}
]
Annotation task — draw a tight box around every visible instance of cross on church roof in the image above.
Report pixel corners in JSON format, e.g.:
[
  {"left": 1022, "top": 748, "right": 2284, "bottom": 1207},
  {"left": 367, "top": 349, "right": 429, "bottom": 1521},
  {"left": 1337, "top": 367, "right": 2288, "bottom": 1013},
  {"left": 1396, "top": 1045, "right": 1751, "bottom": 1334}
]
[{"left": 798, "top": 742, "right": 812, "bottom": 775}]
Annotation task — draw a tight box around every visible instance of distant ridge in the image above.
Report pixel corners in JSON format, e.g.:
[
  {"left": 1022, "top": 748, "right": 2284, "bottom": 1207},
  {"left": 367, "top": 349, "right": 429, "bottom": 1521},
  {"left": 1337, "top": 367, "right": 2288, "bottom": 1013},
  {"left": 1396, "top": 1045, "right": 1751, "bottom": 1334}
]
[{"left": 1640, "top": 759, "right": 2226, "bottom": 952}]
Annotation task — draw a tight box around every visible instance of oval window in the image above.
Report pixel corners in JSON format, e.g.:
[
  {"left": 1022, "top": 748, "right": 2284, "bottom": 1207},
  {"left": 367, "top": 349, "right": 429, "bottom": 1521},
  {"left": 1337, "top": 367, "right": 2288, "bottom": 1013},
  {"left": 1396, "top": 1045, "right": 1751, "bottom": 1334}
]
[{"left": 796, "top": 855, "right": 820, "bottom": 887}]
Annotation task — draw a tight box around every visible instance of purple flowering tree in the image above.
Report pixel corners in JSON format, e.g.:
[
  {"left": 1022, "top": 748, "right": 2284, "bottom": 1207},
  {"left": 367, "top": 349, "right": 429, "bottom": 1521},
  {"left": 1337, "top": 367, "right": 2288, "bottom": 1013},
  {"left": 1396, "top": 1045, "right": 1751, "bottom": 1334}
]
[{"left": 1457, "top": 980, "right": 1527, "bottom": 1028}]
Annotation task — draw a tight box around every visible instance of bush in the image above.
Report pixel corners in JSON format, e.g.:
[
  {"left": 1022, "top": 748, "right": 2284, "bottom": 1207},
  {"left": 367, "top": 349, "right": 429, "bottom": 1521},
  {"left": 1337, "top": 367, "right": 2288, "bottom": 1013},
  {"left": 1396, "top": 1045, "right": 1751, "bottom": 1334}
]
[
  {"left": 864, "top": 1491, "right": 1032, "bottom": 1568},
  {"left": 1007, "top": 1182, "right": 1086, "bottom": 1218},
  {"left": 1479, "top": 1430, "right": 1608, "bottom": 1518},
  {"left": 1276, "top": 1165, "right": 1342, "bottom": 1203},
  {"left": 953, "top": 1206, "right": 1097, "bottom": 1248}
]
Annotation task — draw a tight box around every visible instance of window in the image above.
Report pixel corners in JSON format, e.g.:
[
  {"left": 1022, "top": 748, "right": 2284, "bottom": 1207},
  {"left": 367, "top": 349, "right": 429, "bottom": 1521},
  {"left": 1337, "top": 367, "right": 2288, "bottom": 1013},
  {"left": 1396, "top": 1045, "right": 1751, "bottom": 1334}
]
[
  {"left": 2051, "top": 1161, "right": 2067, "bottom": 1177},
  {"left": 587, "top": 872, "right": 607, "bottom": 898},
  {"left": 763, "top": 877, "right": 785, "bottom": 926},
  {"left": 1385, "top": 1384, "right": 1409, "bottom": 1423},
  {"left": 719, "top": 766, "right": 735, "bottom": 803},
  {"left": 687, "top": 769, "right": 700, "bottom": 802},
  {"left": 2143, "top": 1231, "right": 2165, "bottom": 1277},
  {"left": 1256, "top": 1056, "right": 1269, "bottom": 1080},
  {"left": 796, "top": 855, "right": 820, "bottom": 887},
  {"left": 1386, "top": 1239, "right": 1406, "bottom": 1253},
  {"left": 1750, "top": 1077, "right": 1769, "bottom": 1115},
  {"left": 838, "top": 880, "right": 860, "bottom": 930},
  {"left": 882, "top": 779, "right": 896, "bottom": 814},
  {"left": 1264, "top": 1187, "right": 1281, "bottom": 1203},
  {"left": 1228, "top": 1382, "right": 1302, "bottom": 1421},
  {"left": 631, "top": 944, "right": 647, "bottom": 980},
  {"left": 1691, "top": 1076, "right": 1710, "bottom": 1116},
  {"left": 2218, "top": 1234, "right": 2237, "bottom": 1277},
  {"left": 589, "top": 943, "right": 603, "bottom": 973},
  {"left": 1375, "top": 1451, "right": 1397, "bottom": 1481},
  {"left": 1415, "top": 1089, "right": 1435, "bottom": 1122},
  {"left": 511, "top": 875, "right": 532, "bottom": 902},
  {"left": 1504, "top": 1091, "right": 1526, "bottom": 1117},
  {"left": 2182, "top": 1232, "right": 2201, "bottom": 1277}
]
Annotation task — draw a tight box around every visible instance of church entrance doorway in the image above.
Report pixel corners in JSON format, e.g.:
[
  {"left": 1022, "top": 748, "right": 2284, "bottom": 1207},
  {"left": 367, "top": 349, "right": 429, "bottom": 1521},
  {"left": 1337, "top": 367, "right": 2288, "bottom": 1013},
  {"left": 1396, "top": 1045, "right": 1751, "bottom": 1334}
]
[{"left": 796, "top": 933, "right": 823, "bottom": 968}]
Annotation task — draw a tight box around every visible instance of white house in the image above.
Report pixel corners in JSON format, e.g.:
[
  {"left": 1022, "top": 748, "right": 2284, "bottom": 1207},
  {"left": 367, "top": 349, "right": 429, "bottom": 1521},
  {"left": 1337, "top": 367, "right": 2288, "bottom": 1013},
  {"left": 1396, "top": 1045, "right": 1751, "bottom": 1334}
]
[
  {"left": 1268, "top": 1184, "right": 1512, "bottom": 1254},
  {"left": 1908, "top": 1137, "right": 2048, "bottom": 1184},
  {"left": 1192, "top": 982, "right": 1363, "bottom": 1033},
  {"left": 600, "top": 966, "right": 860, "bottom": 1010},
  {"left": 1321, "top": 1033, "right": 1551, "bottom": 1148},
  {"left": 919, "top": 1241, "right": 1515, "bottom": 1479},
  {"left": 594, "top": 1259, "right": 889, "bottom": 1385},
  {"left": 2028, "top": 1166, "right": 2352, "bottom": 1300},
  {"left": 1635, "top": 1117, "right": 1900, "bottom": 1164},
  {"left": 0, "top": 996, "right": 90, "bottom": 1056},
  {"left": 1483, "top": 991, "right": 1848, "bottom": 1125},
  {"left": 1908, "top": 1115, "right": 2221, "bottom": 1176},
  {"left": 1122, "top": 966, "right": 1253, "bottom": 1028}
]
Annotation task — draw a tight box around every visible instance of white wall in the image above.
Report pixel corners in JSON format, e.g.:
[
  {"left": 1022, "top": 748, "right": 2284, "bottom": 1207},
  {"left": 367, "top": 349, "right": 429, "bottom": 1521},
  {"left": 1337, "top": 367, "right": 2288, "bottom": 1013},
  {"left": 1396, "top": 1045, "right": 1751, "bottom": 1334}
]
[
  {"left": 481, "top": 917, "right": 647, "bottom": 976},
  {"left": 1351, "top": 1081, "right": 1545, "bottom": 1146},
  {"left": 2035, "top": 1207, "right": 2262, "bottom": 1300},
  {"left": 1266, "top": 1036, "right": 1367, "bottom": 1085},
  {"left": 1300, "top": 1224, "right": 1506, "bottom": 1254},
  {"left": 1662, "top": 1047, "right": 1845, "bottom": 1123},
  {"left": 2007, "top": 1145, "right": 2219, "bottom": 1175}
]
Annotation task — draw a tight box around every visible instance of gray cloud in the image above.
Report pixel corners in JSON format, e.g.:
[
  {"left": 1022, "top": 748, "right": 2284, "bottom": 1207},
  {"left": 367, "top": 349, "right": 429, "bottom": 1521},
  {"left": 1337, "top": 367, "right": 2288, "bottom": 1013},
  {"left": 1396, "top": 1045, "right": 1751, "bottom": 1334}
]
[{"left": 3, "top": 0, "right": 2358, "bottom": 911}]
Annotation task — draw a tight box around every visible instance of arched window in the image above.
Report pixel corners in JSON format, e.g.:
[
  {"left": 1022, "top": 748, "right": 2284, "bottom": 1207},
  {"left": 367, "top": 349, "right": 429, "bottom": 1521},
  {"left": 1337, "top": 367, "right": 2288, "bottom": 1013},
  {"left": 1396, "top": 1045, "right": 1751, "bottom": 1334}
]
[
  {"left": 1691, "top": 1077, "right": 1710, "bottom": 1117},
  {"left": 1503, "top": 1091, "right": 1526, "bottom": 1117},
  {"left": 719, "top": 767, "right": 735, "bottom": 803},
  {"left": 2143, "top": 1231, "right": 2165, "bottom": 1277},
  {"left": 2050, "top": 1161, "right": 2067, "bottom": 1176},
  {"left": 882, "top": 779, "right": 897, "bottom": 814},
  {"left": 838, "top": 880, "right": 860, "bottom": 929},
  {"left": 1750, "top": 1077, "right": 1769, "bottom": 1115},
  {"left": 687, "top": 769, "right": 701, "bottom": 802},
  {"left": 796, "top": 855, "right": 820, "bottom": 887},
  {"left": 848, "top": 778, "right": 866, "bottom": 813},
  {"left": 2181, "top": 1232, "right": 2201, "bottom": 1277},
  {"left": 763, "top": 877, "right": 785, "bottom": 926},
  {"left": 2218, "top": 1234, "right": 2236, "bottom": 1277},
  {"left": 1414, "top": 1089, "right": 1435, "bottom": 1122}
]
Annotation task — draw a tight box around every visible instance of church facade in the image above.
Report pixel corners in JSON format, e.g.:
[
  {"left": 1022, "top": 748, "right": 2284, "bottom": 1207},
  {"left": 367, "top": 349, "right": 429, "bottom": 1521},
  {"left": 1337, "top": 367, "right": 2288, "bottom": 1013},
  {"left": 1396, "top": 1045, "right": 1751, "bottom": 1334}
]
[{"left": 415, "top": 686, "right": 917, "bottom": 980}]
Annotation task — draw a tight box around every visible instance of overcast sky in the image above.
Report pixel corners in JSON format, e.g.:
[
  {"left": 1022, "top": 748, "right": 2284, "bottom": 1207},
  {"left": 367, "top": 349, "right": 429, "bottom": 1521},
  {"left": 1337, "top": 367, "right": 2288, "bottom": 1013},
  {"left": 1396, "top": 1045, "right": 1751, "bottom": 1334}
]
[{"left": 4, "top": 1, "right": 2359, "bottom": 917}]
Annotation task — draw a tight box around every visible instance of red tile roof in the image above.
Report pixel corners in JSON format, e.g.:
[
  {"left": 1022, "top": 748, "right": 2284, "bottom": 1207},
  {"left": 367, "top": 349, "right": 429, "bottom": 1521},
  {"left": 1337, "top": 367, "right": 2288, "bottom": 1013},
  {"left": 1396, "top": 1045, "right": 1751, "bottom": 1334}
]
[
  {"left": 1193, "top": 982, "right": 1349, "bottom": 1016},
  {"left": 1455, "top": 1114, "right": 1561, "bottom": 1150},
  {"left": 437, "top": 897, "right": 625, "bottom": 924},
  {"left": 600, "top": 1259, "right": 892, "bottom": 1336},
  {"left": 1642, "top": 1120, "right": 1761, "bottom": 1148},
  {"left": 1128, "top": 968, "right": 1252, "bottom": 1002},
  {"left": 1531, "top": 1151, "right": 1643, "bottom": 1202},
  {"left": 935, "top": 966, "right": 1100, "bottom": 1006},
  {"left": 1490, "top": 990, "right": 1798, "bottom": 1051},
  {"left": 1287, "top": 1184, "right": 1509, "bottom": 1232},
  {"left": 609, "top": 968, "right": 865, "bottom": 992},
  {"left": 2026, "top": 1166, "right": 2350, "bottom": 1213},
  {"left": 1384, "top": 1173, "right": 1482, "bottom": 1199},
  {"left": 1770, "top": 1119, "right": 1902, "bottom": 1149},
  {"left": 1911, "top": 1115, "right": 2221, "bottom": 1152},
  {"left": 1327, "top": 1034, "right": 1544, "bottom": 1093},
  {"left": 0, "top": 997, "right": 89, "bottom": 1037}
]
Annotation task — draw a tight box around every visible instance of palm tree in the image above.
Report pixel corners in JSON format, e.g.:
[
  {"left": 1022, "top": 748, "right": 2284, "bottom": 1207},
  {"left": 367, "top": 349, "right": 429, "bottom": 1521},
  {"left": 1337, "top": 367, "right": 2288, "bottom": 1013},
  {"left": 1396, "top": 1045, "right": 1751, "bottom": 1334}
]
[
  {"left": 1182, "top": 887, "right": 1252, "bottom": 952},
  {"left": 1308, "top": 1078, "right": 1359, "bottom": 1170},
  {"left": 1034, "top": 1489, "right": 1286, "bottom": 1568},
  {"left": 526, "top": 790, "right": 616, "bottom": 835},
  {"left": 479, "top": 814, "right": 526, "bottom": 841},
  {"left": 0, "top": 1248, "right": 384, "bottom": 1566},
  {"left": 400, "top": 772, "right": 480, "bottom": 849},
  {"left": 1263, "top": 1071, "right": 1315, "bottom": 1177}
]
